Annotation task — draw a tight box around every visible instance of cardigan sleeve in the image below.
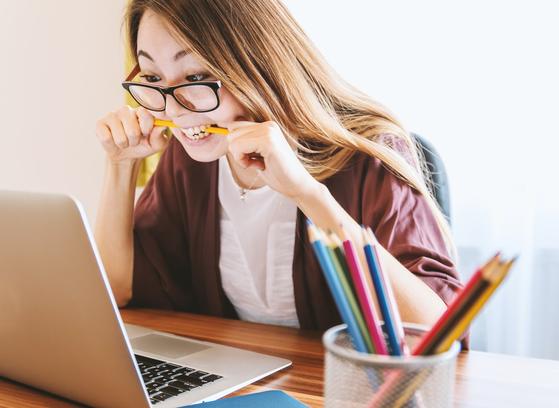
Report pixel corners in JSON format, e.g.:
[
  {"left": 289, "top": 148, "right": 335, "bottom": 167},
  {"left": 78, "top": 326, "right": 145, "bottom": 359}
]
[
  {"left": 128, "top": 139, "right": 193, "bottom": 310},
  {"left": 361, "top": 148, "right": 463, "bottom": 307}
]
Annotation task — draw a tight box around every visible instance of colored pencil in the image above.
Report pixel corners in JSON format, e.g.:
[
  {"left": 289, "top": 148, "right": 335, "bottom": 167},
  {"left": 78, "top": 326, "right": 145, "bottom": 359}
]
[
  {"left": 306, "top": 221, "right": 368, "bottom": 353},
  {"left": 373, "top": 276, "right": 494, "bottom": 408},
  {"left": 362, "top": 227, "right": 404, "bottom": 356},
  {"left": 339, "top": 228, "right": 388, "bottom": 355},
  {"left": 434, "top": 258, "right": 515, "bottom": 353},
  {"left": 368, "top": 255, "right": 514, "bottom": 408},
  {"left": 154, "top": 119, "right": 229, "bottom": 135},
  {"left": 412, "top": 253, "right": 501, "bottom": 355},
  {"left": 375, "top": 370, "right": 430, "bottom": 408},
  {"left": 328, "top": 233, "right": 356, "bottom": 295},
  {"left": 325, "top": 234, "right": 374, "bottom": 353},
  {"left": 366, "top": 227, "right": 409, "bottom": 355},
  {"left": 422, "top": 269, "right": 493, "bottom": 355}
]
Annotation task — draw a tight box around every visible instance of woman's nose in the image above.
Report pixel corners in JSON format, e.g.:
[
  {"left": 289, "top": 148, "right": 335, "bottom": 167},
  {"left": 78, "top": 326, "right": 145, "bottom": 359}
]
[{"left": 164, "top": 94, "right": 185, "bottom": 118}]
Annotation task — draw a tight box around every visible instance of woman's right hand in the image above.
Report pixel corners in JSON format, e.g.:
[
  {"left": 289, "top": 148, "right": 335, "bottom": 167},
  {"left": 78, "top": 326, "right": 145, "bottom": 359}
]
[{"left": 96, "top": 106, "right": 169, "bottom": 163}]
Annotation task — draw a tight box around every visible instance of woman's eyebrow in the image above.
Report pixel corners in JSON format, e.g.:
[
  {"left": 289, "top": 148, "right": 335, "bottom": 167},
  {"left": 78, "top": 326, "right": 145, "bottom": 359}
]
[{"left": 137, "top": 49, "right": 191, "bottom": 62}]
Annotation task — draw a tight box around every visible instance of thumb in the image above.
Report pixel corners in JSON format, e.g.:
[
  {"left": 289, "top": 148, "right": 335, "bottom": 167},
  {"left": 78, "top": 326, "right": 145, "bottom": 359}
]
[{"left": 148, "top": 127, "right": 170, "bottom": 151}]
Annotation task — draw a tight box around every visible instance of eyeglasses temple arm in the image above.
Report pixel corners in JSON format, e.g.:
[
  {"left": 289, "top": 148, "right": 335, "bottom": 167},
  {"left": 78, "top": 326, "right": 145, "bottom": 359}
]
[{"left": 125, "top": 63, "right": 141, "bottom": 82}]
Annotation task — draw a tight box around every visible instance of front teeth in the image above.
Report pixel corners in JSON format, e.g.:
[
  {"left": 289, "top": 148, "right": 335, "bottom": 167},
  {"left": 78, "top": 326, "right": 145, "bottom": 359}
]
[{"left": 183, "top": 124, "right": 212, "bottom": 141}]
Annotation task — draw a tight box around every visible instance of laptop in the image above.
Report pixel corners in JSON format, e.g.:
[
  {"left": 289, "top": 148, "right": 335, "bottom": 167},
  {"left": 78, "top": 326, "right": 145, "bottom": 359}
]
[{"left": 0, "top": 190, "right": 291, "bottom": 407}]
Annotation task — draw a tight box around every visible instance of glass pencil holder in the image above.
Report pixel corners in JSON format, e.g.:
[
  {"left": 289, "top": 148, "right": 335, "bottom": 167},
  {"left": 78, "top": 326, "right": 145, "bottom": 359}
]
[{"left": 322, "top": 324, "right": 461, "bottom": 408}]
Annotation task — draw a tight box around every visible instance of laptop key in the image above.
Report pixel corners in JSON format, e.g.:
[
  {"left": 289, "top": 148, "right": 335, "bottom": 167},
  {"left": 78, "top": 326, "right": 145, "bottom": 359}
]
[
  {"left": 136, "top": 355, "right": 221, "bottom": 393},
  {"left": 150, "top": 377, "right": 167, "bottom": 385},
  {"left": 142, "top": 372, "right": 158, "bottom": 382},
  {"left": 157, "top": 386, "right": 183, "bottom": 396},
  {"left": 157, "top": 363, "right": 181, "bottom": 371},
  {"left": 170, "top": 372, "right": 185, "bottom": 379},
  {"left": 145, "top": 382, "right": 160, "bottom": 391},
  {"left": 135, "top": 354, "right": 165, "bottom": 367},
  {"left": 156, "top": 373, "right": 176, "bottom": 382},
  {"left": 203, "top": 374, "right": 222, "bottom": 382},
  {"left": 171, "top": 368, "right": 196, "bottom": 378},
  {"left": 151, "top": 392, "right": 174, "bottom": 401},
  {"left": 172, "top": 374, "right": 204, "bottom": 387},
  {"left": 188, "top": 371, "right": 209, "bottom": 379},
  {"left": 167, "top": 380, "right": 194, "bottom": 391},
  {"left": 187, "top": 372, "right": 210, "bottom": 384},
  {"left": 172, "top": 366, "right": 195, "bottom": 374}
]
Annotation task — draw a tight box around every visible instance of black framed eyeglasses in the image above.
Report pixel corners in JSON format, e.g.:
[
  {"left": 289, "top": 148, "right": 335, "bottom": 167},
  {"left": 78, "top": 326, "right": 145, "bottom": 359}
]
[{"left": 122, "top": 63, "right": 222, "bottom": 113}]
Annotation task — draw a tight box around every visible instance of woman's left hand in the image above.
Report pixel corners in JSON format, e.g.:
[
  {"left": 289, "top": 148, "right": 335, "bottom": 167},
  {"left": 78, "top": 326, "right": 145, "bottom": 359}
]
[{"left": 221, "top": 120, "right": 319, "bottom": 201}]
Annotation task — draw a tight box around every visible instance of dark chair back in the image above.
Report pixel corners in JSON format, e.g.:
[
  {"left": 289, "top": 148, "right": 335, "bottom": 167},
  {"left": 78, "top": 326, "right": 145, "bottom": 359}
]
[{"left": 411, "top": 133, "right": 451, "bottom": 224}]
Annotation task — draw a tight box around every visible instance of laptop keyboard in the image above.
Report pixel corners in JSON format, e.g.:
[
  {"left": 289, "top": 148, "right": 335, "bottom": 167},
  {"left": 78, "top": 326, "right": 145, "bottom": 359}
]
[{"left": 135, "top": 354, "right": 223, "bottom": 405}]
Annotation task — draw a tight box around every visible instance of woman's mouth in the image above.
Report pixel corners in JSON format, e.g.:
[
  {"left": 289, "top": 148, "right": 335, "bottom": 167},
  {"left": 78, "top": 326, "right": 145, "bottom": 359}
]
[
  {"left": 173, "top": 123, "right": 221, "bottom": 147},
  {"left": 180, "top": 124, "right": 214, "bottom": 141}
]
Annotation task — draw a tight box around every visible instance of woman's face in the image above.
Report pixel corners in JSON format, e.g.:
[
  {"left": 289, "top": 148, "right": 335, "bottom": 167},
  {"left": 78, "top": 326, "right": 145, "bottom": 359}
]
[{"left": 136, "top": 10, "right": 248, "bottom": 162}]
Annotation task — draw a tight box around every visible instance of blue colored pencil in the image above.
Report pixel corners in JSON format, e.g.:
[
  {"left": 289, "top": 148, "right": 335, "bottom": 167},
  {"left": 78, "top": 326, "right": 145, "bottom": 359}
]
[
  {"left": 362, "top": 227, "right": 403, "bottom": 356},
  {"left": 306, "top": 221, "right": 368, "bottom": 353},
  {"left": 366, "top": 227, "right": 409, "bottom": 356}
]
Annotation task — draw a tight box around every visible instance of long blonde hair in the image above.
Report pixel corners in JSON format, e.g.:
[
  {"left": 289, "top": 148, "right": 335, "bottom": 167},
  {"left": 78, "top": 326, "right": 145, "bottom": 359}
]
[{"left": 124, "top": 0, "right": 456, "bottom": 257}]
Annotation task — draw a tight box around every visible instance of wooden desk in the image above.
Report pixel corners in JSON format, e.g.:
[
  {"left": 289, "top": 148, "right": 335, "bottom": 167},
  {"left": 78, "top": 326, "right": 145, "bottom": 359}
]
[{"left": 1, "top": 308, "right": 559, "bottom": 407}]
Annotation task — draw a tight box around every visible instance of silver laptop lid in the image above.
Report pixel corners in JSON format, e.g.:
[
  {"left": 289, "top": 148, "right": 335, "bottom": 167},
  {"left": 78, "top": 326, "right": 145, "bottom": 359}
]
[{"left": 0, "top": 191, "right": 150, "bottom": 408}]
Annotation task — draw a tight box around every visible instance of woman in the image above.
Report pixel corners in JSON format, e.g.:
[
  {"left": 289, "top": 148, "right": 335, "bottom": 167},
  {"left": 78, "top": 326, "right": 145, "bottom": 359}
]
[{"left": 95, "top": 0, "right": 462, "bottom": 331}]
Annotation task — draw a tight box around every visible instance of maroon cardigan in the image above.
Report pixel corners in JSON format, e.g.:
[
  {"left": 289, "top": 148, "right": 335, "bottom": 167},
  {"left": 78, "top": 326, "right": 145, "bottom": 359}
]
[{"left": 129, "top": 138, "right": 463, "bottom": 333}]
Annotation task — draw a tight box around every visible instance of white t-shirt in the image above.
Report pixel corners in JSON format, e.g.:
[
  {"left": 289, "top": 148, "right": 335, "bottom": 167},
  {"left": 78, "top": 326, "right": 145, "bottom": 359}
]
[{"left": 218, "top": 155, "right": 300, "bottom": 327}]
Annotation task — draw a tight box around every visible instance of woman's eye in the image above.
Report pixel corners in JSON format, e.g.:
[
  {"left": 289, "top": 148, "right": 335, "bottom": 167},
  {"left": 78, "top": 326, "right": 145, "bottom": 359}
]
[
  {"left": 139, "top": 74, "right": 161, "bottom": 83},
  {"left": 186, "top": 73, "right": 208, "bottom": 82}
]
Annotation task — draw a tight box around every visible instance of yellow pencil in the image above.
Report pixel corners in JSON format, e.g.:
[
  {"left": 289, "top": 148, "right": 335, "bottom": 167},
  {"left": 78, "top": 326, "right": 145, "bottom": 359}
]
[
  {"left": 368, "top": 257, "right": 515, "bottom": 408},
  {"left": 153, "top": 119, "right": 229, "bottom": 135},
  {"left": 434, "top": 258, "right": 515, "bottom": 353},
  {"left": 153, "top": 119, "right": 177, "bottom": 128},
  {"left": 391, "top": 371, "right": 429, "bottom": 408}
]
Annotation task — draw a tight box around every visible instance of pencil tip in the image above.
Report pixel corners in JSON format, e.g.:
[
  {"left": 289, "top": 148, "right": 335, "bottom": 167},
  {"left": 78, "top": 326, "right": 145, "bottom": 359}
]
[
  {"left": 338, "top": 226, "right": 348, "bottom": 241},
  {"left": 361, "top": 227, "right": 370, "bottom": 243},
  {"left": 365, "top": 226, "right": 379, "bottom": 244},
  {"left": 505, "top": 255, "right": 519, "bottom": 269},
  {"left": 306, "top": 222, "right": 318, "bottom": 242},
  {"left": 329, "top": 232, "right": 342, "bottom": 247}
]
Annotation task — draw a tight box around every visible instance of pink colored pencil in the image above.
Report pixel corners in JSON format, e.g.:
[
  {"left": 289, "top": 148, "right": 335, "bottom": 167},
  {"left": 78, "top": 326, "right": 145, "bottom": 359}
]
[{"left": 340, "top": 227, "right": 388, "bottom": 355}]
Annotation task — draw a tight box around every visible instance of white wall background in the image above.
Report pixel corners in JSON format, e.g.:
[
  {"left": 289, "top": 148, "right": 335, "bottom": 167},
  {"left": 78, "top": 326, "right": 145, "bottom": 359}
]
[
  {"left": 284, "top": 0, "right": 559, "bottom": 359},
  {"left": 0, "top": 0, "right": 126, "bottom": 222},
  {"left": 1, "top": 1, "right": 558, "bottom": 359}
]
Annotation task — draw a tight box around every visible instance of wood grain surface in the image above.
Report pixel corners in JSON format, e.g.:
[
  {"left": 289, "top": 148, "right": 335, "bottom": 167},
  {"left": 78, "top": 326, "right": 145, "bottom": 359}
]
[{"left": 1, "top": 308, "right": 558, "bottom": 407}]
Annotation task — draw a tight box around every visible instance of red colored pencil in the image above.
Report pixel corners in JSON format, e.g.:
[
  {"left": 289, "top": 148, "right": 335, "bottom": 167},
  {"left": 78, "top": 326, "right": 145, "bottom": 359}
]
[
  {"left": 368, "top": 254, "right": 507, "bottom": 408},
  {"left": 412, "top": 253, "right": 501, "bottom": 355}
]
